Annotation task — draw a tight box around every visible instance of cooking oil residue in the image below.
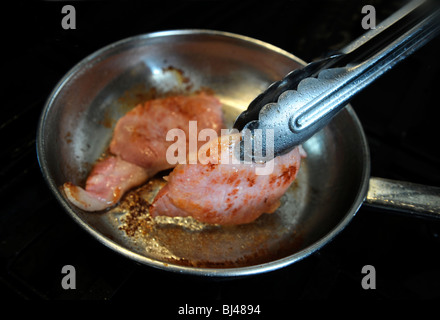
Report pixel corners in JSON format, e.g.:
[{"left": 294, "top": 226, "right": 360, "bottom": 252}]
[{"left": 117, "top": 178, "right": 165, "bottom": 237}]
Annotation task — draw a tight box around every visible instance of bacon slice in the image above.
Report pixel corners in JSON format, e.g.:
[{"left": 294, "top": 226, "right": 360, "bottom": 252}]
[
  {"left": 109, "top": 92, "right": 223, "bottom": 173},
  {"left": 149, "top": 134, "right": 304, "bottom": 225},
  {"left": 63, "top": 93, "right": 223, "bottom": 212},
  {"left": 63, "top": 156, "right": 149, "bottom": 211}
]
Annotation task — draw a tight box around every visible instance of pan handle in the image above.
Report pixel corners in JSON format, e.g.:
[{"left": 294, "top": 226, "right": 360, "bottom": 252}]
[{"left": 364, "top": 177, "right": 440, "bottom": 219}]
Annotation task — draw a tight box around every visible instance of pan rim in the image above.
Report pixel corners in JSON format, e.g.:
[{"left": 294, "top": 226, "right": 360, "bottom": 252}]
[{"left": 36, "top": 29, "right": 371, "bottom": 277}]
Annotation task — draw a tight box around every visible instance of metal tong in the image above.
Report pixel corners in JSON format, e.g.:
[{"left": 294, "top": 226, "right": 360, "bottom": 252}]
[{"left": 234, "top": 0, "right": 440, "bottom": 159}]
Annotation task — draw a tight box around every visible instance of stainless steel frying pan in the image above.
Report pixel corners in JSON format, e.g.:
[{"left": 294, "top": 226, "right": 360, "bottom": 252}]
[{"left": 36, "top": 29, "right": 440, "bottom": 277}]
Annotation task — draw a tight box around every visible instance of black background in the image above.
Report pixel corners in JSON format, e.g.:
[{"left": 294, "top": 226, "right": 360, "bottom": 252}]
[{"left": 1, "top": 0, "right": 440, "bottom": 307}]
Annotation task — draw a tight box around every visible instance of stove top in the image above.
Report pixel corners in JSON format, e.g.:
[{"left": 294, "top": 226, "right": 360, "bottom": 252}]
[{"left": 1, "top": 0, "right": 440, "bottom": 304}]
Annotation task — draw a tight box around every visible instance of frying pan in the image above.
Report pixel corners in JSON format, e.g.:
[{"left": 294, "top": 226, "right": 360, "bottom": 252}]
[{"left": 36, "top": 29, "right": 440, "bottom": 277}]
